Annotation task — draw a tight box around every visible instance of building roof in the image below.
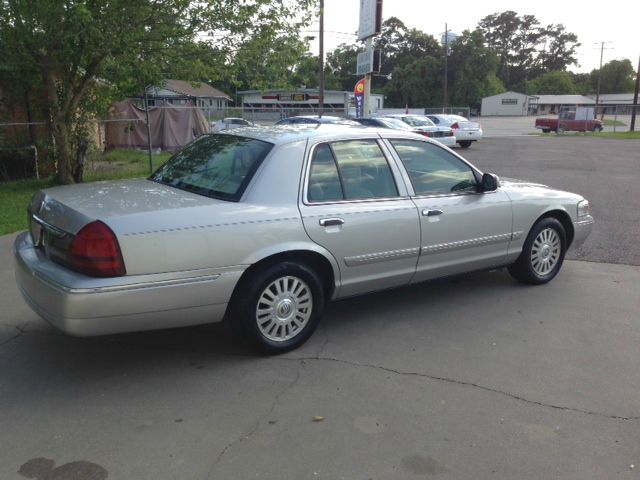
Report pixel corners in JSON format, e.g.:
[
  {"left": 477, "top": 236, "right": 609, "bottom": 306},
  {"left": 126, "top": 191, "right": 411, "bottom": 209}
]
[
  {"left": 532, "top": 95, "right": 595, "bottom": 105},
  {"left": 482, "top": 91, "right": 530, "bottom": 100},
  {"left": 587, "top": 93, "right": 636, "bottom": 104},
  {"left": 161, "top": 79, "right": 231, "bottom": 100}
]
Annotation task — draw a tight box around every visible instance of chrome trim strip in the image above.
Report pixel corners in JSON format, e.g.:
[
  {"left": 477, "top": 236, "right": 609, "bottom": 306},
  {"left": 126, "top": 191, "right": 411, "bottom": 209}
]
[
  {"left": 30, "top": 270, "right": 228, "bottom": 295},
  {"left": 574, "top": 218, "right": 595, "bottom": 227},
  {"left": 32, "top": 214, "right": 68, "bottom": 238},
  {"left": 421, "top": 233, "right": 513, "bottom": 255},
  {"left": 344, "top": 247, "right": 420, "bottom": 266},
  {"left": 511, "top": 231, "right": 524, "bottom": 241}
]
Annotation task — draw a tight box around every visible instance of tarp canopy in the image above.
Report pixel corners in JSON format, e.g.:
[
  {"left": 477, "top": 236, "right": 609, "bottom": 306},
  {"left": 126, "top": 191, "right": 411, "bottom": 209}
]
[{"left": 105, "top": 101, "right": 209, "bottom": 152}]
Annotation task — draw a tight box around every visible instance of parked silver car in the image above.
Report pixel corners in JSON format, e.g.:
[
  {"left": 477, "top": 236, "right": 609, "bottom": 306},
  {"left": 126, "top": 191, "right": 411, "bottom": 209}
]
[
  {"left": 210, "top": 117, "right": 255, "bottom": 132},
  {"left": 15, "top": 126, "right": 593, "bottom": 353},
  {"left": 383, "top": 114, "right": 457, "bottom": 147}
]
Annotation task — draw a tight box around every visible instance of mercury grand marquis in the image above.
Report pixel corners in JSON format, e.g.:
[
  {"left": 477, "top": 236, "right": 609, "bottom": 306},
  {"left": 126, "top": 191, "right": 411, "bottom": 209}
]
[{"left": 14, "top": 125, "right": 594, "bottom": 353}]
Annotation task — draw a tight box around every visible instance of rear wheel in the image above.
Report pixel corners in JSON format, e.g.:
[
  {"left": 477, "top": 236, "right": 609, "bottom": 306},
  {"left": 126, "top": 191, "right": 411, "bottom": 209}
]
[
  {"left": 230, "top": 262, "right": 325, "bottom": 354},
  {"left": 593, "top": 125, "right": 603, "bottom": 132},
  {"left": 542, "top": 128, "right": 551, "bottom": 133},
  {"left": 508, "top": 217, "right": 567, "bottom": 285},
  {"left": 458, "top": 140, "right": 472, "bottom": 148}
]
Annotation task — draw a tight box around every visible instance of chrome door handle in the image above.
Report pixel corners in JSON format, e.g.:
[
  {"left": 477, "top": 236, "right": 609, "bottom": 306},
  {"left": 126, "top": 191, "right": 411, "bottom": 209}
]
[
  {"left": 319, "top": 217, "right": 344, "bottom": 227},
  {"left": 422, "top": 209, "right": 443, "bottom": 217}
]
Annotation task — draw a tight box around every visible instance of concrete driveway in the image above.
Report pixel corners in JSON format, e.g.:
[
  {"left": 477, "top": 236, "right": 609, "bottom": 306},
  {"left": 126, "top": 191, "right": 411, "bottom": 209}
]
[
  {"left": 2, "top": 134, "right": 639, "bottom": 479},
  {"left": 2, "top": 251, "right": 639, "bottom": 478}
]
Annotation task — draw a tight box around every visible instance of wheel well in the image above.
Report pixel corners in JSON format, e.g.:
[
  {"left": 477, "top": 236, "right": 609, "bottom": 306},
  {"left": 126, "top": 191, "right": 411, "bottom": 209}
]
[
  {"left": 537, "top": 210, "right": 575, "bottom": 247},
  {"left": 231, "top": 250, "right": 336, "bottom": 305}
]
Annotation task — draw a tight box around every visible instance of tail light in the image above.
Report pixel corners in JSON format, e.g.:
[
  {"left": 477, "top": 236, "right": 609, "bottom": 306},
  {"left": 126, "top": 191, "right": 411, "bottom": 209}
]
[
  {"left": 450, "top": 122, "right": 459, "bottom": 130},
  {"left": 447, "top": 130, "right": 454, "bottom": 136},
  {"left": 54, "top": 221, "right": 126, "bottom": 277},
  {"left": 420, "top": 131, "right": 433, "bottom": 137}
]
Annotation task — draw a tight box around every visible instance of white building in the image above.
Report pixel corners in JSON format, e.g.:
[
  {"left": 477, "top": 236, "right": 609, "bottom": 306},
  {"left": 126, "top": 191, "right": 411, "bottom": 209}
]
[
  {"left": 481, "top": 91, "right": 533, "bottom": 116},
  {"left": 238, "top": 89, "right": 385, "bottom": 117},
  {"left": 530, "top": 95, "right": 595, "bottom": 115}
]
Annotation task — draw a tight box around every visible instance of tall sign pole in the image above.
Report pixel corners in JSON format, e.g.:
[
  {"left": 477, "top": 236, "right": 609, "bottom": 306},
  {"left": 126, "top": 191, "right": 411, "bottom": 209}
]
[
  {"left": 318, "top": 0, "right": 325, "bottom": 117},
  {"left": 356, "top": 0, "right": 382, "bottom": 117},
  {"left": 443, "top": 23, "right": 449, "bottom": 113}
]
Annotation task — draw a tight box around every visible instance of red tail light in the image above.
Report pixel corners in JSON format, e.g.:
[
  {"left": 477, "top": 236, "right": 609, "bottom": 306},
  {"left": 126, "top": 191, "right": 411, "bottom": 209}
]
[
  {"left": 450, "top": 122, "right": 459, "bottom": 130},
  {"left": 67, "top": 221, "right": 126, "bottom": 277},
  {"left": 420, "top": 131, "right": 433, "bottom": 137}
]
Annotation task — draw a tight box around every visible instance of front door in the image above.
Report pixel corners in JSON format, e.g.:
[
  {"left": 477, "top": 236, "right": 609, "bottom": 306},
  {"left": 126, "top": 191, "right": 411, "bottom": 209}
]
[{"left": 387, "top": 139, "right": 513, "bottom": 282}]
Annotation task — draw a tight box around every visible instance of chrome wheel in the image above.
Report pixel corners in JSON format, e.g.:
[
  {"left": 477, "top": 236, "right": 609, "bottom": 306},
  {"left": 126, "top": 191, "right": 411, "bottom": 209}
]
[
  {"left": 256, "top": 275, "right": 312, "bottom": 342},
  {"left": 530, "top": 227, "right": 561, "bottom": 276}
]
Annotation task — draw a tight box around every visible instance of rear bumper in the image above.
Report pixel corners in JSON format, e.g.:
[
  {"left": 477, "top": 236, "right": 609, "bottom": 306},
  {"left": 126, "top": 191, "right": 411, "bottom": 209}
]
[
  {"left": 572, "top": 216, "right": 594, "bottom": 249},
  {"left": 455, "top": 130, "right": 483, "bottom": 142},
  {"left": 14, "top": 232, "right": 244, "bottom": 336}
]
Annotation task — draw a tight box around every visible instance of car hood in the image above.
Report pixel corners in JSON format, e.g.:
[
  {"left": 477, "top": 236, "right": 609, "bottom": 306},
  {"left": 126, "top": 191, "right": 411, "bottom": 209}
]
[
  {"left": 31, "top": 179, "right": 230, "bottom": 235},
  {"left": 498, "top": 177, "right": 583, "bottom": 202}
]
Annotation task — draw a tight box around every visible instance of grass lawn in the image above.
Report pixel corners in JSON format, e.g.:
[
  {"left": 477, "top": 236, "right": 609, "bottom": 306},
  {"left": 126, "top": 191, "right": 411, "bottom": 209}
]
[
  {"left": 0, "top": 149, "right": 172, "bottom": 236},
  {"left": 533, "top": 131, "right": 640, "bottom": 139},
  {"left": 602, "top": 119, "right": 627, "bottom": 127}
]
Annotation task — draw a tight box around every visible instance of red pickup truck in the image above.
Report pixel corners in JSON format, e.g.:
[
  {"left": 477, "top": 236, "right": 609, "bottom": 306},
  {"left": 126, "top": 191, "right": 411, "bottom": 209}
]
[{"left": 535, "top": 111, "right": 603, "bottom": 133}]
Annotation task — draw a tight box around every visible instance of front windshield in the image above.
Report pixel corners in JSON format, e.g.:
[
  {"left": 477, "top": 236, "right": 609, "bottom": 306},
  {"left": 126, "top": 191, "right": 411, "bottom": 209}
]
[
  {"left": 150, "top": 134, "right": 273, "bottom": 201},
  {"left": 402, "top": 116, "right": 435, "bottom": 127}
]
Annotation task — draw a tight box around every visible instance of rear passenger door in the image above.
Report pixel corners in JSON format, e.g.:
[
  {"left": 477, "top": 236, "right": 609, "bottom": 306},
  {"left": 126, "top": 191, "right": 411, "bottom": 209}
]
[{"left": 299, "top": 139, "right": 420, "bottom": 298}]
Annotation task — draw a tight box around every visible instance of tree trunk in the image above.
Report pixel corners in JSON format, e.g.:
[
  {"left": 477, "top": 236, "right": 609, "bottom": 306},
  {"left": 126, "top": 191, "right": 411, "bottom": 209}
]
[{"left": 51, "top": 117, "right": 74, "bottom": 184}]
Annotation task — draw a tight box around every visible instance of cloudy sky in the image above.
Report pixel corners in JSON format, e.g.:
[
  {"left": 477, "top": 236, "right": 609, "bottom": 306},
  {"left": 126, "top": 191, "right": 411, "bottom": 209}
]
[{"left": 305, "top": 0, "right": 639, "bottom": 73}]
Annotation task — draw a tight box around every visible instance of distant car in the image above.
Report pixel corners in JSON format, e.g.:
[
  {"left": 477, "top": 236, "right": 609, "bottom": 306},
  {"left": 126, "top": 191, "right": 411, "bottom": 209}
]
[
  {"left": 275, "top": 115, "right": 361, "bottom": 126},
  {"left": 384, "top": 114, "right": 456, "bottom": 147},
  {"left": 535, "top": 111, "right": 603, "bottom": 133},
  {"left": 426, "top": 114, "right": 483, "bottom": 148},
  {"left": 352, "top": 117, "right": 417, "bottom": 132},
  {"left": 15, "top": 126, "right": 593, "bottom": 353},
  {"left": 211, "top": 117, "right": 254, "bottom": 132}
]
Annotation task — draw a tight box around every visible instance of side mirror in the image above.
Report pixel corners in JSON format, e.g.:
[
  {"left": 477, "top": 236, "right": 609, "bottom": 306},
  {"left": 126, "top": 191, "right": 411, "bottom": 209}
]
[{"left": 480, "top": 173, "right": 499, "bottom": 192}]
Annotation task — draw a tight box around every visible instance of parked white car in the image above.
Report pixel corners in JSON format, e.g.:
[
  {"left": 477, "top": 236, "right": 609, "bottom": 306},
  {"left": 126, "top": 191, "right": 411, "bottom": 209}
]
[
  {"left": 211, "top": 117, "right": 255, "bottom": 132},
  {"left": 384, "top": 114, "right": 456, "bottom": 147},
  {"left": 426, "top": 114, "right": 483, "bottom": 148}
]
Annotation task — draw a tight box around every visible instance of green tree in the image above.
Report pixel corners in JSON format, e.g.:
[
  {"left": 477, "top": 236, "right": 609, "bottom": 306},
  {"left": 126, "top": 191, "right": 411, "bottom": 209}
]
[
  {"left": 597, "top": 59, "right": 636, "bottom": 93},
  {"left": 0, "top": 0, "right": 313, "bottom": 184},
  {"left": 325, "top": 43, "right": 363, "bottom": 92},
  {"left": 448, "top": 29, "right": 505, "bottom": 108},
  {"left": 478, "top": 11, "right": 579, "bottom": 90},
  {"left": 526, "top": 70, "right": 576, "bottom": 95}
]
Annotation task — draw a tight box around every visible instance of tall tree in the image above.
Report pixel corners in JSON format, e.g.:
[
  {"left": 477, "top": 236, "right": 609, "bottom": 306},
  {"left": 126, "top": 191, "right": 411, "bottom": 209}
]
[
  {"left": 478, "top": 11, "right": 579, "bottom": 90},
  {"left": 0, "top": 0, "right": 313, "bottom": 184},
  {"left": 526, "top": 71, "right": 576, "bottom": 95},
  {"left": 596, "top": 59, "right": 636, "bottom": 93}
]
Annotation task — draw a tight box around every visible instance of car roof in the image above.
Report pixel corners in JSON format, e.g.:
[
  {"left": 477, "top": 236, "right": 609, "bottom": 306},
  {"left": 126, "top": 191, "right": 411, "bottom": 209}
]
[{"left": 214, "top": 124, "right": 429, "bottom": 146}]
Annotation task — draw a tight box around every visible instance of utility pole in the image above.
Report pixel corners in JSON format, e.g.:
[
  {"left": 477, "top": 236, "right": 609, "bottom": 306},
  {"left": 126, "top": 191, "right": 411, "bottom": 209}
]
[
  {"left": 594, "top": 41, "right": 613, "bottom": 115},
  {"left": 443, "top": 23, "right": 450, "bottom": 113},
  {"left": 363, "top": 38, "right": 372, "bottom": 117},
  {"left": 631, "top": 55, "right": 639, "bottom": 132},
  {"left": 318, "top": 0, "right": 324, "bottom": 117}
]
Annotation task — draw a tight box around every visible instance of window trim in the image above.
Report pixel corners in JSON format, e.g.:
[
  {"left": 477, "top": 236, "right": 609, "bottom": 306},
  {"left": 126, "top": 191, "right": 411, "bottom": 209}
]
[{"left": 302, "top": 138, "right": 408, "bottom": 206}]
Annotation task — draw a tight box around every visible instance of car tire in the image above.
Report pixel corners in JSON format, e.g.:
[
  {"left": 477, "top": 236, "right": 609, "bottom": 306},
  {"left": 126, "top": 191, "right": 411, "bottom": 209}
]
[
  {"left": 508, "top": 217, "right": 567, "bottom": 285},
  {"left": 593, "top": 125, "right": 603, "bottom": 132},
  {"left": 458, "top": 140, "right": 472, "bottom": 148},
  {"left": 542, "top": 128, "right": 550, "bottom": 133},
  {"left": 230, "top": 262, "right": 325, "bottom": 354}
]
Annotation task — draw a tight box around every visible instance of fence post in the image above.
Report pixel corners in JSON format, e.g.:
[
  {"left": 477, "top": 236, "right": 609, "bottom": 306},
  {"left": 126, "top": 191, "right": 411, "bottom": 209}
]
[{"left": 144, "top": 89, "right": 153, "bottom": 173}]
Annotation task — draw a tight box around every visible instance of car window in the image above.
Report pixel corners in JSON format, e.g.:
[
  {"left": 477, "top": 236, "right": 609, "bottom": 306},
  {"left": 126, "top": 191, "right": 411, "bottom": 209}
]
[
  {"left": 332, "top": 140, "right": 398, "bottom": 200},
  {"left": 427, "top": 116, "right": 440, "bottom": 124},
  {"left": 390, "top": 139, "right": 477, "bottom": 195},
  {"left": 307, "top": 140, "right": 399, "bottom": 202},
  {"left": 150, "top": 134, "right": 273, "bottom": 201},
  {"left": 400, "top": 116, "right": 435, "bottom": 128}
]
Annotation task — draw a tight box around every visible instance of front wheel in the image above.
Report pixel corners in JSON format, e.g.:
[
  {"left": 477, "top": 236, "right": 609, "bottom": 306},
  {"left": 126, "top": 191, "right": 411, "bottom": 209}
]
[
  {"left": 508, "top": 217, "right": 567, "bottom": 285},
  {"left": 458, "top": 140, "right": 472, "bottom": 148},
  {"left": 230, "top": 262, "right": 325, "bottom": 354},
  {"left": 593, "top": 125, "right": 603, "bottom": 132}
]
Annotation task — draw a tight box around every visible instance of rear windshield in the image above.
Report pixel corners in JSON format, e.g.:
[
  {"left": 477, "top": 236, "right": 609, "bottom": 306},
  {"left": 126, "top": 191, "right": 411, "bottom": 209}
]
[{"left": 150, "top": 134, "right": 273, "bottom": 201}]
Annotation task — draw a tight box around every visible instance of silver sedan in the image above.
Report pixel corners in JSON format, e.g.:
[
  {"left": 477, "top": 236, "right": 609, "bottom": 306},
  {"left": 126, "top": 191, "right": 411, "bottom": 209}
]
[{"left": 14, "top": 126, "right": 593, "bottom": 353}]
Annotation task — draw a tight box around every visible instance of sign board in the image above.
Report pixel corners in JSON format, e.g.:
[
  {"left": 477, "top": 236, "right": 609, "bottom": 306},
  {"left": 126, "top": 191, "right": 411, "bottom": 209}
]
[
  {"left": 356, "top": 48, "right": 381, "bottom": 75},
  {"left": 278, "top": 93, "right": 308, "bottom": 102},
  {"left": 356, "top": 48, "right": 374, "bottom": 75},
  {"left": 354, "top": 78, "right": 366, "bottom": 118},
  {"left": 358, "top": 0, "right": 382, "bottom": 41}
]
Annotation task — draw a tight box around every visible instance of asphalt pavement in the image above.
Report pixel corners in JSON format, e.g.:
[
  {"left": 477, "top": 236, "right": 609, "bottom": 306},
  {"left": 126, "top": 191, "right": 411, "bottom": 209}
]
[{"left": 1, "top": 135, "right": 639, "bottom": 479}]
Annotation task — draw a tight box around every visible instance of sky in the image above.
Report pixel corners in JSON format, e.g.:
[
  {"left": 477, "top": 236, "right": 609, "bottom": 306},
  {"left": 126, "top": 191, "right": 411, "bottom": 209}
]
[{"left": 305, "top": 0, "right": 640, "bottom": 73}]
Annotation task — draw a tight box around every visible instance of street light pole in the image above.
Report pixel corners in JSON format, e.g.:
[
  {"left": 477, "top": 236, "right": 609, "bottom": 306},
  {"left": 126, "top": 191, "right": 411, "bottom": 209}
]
[
  {"left": 443, "top": 23, "right": 451, "bottom": 113},
  {"left": 318, "top": 0, "right": 324, "bottom": 117},
  {"left": 631, "top": 55, "right": 639, "bottom": 132}
]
